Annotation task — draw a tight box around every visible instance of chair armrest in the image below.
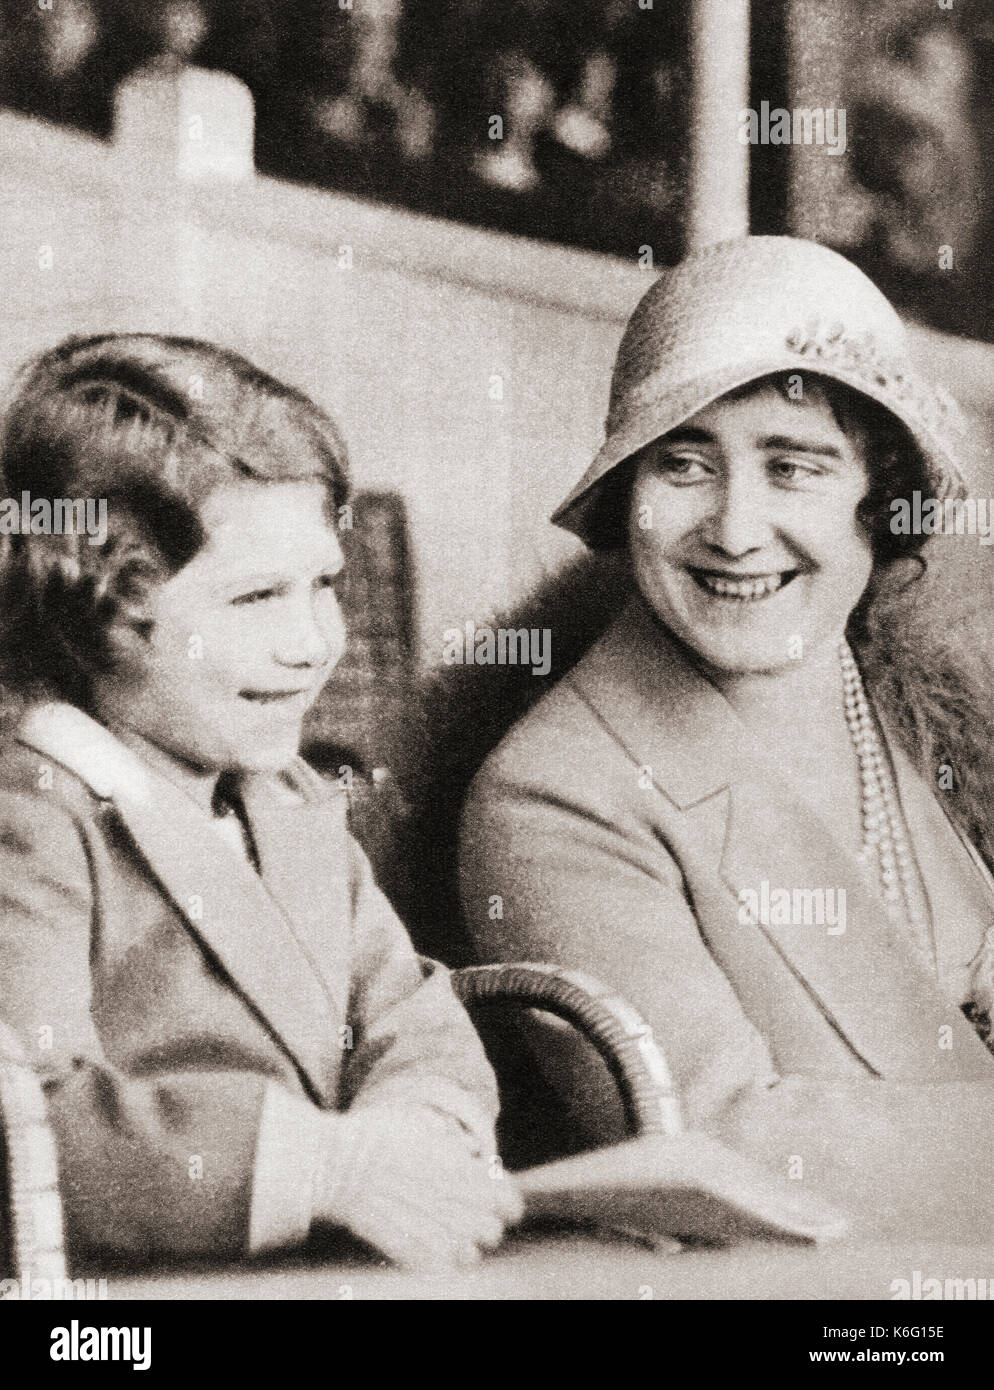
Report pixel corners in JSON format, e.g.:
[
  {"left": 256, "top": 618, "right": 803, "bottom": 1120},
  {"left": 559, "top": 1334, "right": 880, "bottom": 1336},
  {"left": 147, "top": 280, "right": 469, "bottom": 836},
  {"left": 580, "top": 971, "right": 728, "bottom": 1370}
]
[
  {"left": 450, "top": 963, "right": 684, "bottom": 1140},
  {"left": 0, "top": 964, "right": 678, "bottom": 1280},
  {"left": 0, "top": 1023, "right": 67, "bottom": 1285}
]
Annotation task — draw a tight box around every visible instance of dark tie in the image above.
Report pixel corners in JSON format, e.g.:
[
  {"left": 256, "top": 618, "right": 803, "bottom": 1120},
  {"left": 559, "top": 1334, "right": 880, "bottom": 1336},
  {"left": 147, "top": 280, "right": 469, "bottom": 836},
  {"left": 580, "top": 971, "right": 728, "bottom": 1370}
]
[
  {"left": 211, "top": 771, "right": 241, "bottom": 818},
  {"left": 210, "top": 772, "right": 260, "bottom": 871},
  {"left": 963, "top": 1001, "right": 994, "bottom": 1057}
]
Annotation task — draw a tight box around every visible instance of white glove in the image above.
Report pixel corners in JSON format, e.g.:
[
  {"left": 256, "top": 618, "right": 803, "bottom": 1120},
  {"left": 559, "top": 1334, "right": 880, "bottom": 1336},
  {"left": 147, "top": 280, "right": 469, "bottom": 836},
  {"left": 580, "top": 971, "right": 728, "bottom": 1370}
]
[{"left": 314, "top": 1106, "right": 524, "bottom": 1270}]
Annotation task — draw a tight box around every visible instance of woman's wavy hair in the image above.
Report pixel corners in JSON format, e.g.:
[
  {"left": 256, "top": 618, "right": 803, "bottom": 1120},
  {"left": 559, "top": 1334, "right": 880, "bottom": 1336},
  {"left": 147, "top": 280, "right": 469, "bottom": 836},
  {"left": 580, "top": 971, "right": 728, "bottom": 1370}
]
[{"left": 0, "top": 334, "right": 350, "bottom": 725}]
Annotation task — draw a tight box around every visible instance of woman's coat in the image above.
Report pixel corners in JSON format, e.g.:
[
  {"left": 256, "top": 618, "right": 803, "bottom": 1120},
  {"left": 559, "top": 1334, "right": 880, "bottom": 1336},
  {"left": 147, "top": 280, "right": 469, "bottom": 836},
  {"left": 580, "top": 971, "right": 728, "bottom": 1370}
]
[{"left": 460, "top": 598, "right": 994, "bottom": 1242}]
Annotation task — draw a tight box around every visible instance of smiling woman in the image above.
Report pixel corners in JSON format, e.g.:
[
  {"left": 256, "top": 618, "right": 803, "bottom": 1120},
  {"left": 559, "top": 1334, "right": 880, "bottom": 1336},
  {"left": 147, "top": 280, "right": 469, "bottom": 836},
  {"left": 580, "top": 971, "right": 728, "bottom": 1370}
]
[
  {"left": 0, "top": 333, "right": 521, "bottom": 1268},
  {"left": 459, "top": 235, "right": 994, "bottom": 1243}
]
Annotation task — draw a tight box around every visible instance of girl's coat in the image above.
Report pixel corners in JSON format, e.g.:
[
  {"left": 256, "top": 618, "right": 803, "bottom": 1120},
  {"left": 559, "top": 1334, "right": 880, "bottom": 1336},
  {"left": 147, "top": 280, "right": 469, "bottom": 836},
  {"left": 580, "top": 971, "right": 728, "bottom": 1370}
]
[{"left": 0, "top": 701, "right": 497, "bottom": 1259}]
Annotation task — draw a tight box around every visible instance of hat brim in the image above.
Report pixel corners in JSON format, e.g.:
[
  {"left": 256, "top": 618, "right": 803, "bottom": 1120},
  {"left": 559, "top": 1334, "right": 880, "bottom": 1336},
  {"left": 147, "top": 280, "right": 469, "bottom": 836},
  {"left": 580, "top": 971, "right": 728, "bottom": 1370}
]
[{"left": 551, "top": 358, "right": 966, "bottom": 548}]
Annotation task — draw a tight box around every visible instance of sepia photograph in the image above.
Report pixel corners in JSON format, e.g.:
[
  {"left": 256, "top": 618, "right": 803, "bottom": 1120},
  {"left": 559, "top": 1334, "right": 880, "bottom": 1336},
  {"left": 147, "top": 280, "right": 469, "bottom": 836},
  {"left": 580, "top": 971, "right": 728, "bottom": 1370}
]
[{"left": 0, "top": 0, "right": 993, "bottom": 1351}]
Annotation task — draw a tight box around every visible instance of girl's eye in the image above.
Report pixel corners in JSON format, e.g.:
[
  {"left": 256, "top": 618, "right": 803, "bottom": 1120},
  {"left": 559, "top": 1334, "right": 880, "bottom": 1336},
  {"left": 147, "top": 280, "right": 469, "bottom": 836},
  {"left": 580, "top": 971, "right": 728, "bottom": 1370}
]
[
  {"left": 231, "top": 587, "right": 278, "bottom": 606},
  {"left": 316, "top": 572, "right": 343, "bottom": 591}
]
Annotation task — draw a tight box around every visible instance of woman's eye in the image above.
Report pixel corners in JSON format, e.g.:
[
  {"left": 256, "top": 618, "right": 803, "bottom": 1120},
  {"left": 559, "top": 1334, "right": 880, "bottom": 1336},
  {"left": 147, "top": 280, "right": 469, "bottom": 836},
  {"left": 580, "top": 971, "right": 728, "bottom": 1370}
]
[
  {"left": 770, "top": 458, "right": 820, "bottom": 483},
  {"left": 656, "top": 454, "right": 711, "bottom": 482},
  {"left": 316, "top": 572, "right": 343, "bottom": 591}
]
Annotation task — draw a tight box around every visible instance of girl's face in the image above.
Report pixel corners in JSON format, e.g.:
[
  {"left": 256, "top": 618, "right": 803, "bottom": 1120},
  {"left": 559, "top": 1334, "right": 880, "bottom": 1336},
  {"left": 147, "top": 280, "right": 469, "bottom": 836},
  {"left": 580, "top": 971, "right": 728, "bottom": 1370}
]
[
  {"left": 627, "top": 382, "right": 875, "bottom": 675},
  {"left": 96, "top": 479, "right": 347, "bottom": 774}
]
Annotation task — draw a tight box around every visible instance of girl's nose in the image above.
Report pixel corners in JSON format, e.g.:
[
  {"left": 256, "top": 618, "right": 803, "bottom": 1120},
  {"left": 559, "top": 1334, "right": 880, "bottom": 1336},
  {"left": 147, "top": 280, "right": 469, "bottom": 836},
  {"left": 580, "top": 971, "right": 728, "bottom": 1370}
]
[{"left": 278, "top": 598, "right": 344, "bottom": 670}]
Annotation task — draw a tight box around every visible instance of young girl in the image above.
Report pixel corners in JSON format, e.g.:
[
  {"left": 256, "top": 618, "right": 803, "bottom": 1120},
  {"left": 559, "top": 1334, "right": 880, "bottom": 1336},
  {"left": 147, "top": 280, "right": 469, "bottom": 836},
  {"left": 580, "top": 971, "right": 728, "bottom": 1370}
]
[{"left": 0, "top": 333, "right": 520, "bottom": 1268}]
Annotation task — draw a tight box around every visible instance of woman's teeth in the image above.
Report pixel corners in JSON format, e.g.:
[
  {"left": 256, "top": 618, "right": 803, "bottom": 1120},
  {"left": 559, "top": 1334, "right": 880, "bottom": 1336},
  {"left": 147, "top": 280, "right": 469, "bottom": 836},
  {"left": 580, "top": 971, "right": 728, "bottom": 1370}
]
[{"left": 694, "top": 571, "right": 790, "bottom": 600}]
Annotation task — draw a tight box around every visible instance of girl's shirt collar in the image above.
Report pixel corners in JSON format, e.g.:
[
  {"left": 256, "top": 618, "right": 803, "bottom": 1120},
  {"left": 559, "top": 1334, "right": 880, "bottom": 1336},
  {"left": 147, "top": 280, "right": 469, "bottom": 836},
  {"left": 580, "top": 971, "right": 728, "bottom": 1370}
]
[{"left": 17, "top": 700, "right": 159, "bottom": 805}]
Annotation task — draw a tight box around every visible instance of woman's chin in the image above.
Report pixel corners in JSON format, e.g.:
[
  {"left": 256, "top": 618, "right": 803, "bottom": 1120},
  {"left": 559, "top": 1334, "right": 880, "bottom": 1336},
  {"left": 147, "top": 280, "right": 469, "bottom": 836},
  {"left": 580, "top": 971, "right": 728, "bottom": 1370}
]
[
  {"left": 642, "top": 579, "right": 830, "bottom": 676},
  {"left": 660, "top": 618, "right": 811, "bottom": 677}
]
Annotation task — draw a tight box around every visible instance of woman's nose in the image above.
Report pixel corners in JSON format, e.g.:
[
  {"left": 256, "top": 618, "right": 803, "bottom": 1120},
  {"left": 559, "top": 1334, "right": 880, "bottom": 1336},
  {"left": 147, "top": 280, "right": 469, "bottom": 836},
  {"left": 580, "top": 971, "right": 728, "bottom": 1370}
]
[{"left": 703, "top": 472, "right": 774, "bottom": 555}]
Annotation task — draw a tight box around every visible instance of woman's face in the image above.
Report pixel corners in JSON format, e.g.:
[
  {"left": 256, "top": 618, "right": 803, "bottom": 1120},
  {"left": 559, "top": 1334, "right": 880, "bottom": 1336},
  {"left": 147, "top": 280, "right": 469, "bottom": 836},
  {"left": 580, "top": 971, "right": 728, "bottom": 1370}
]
[
  {"left": 94, "top": 479, "right": 347, "bottom": 774},
  {"left": 627, "top": 382, "right": 875, "bottom": 675}
]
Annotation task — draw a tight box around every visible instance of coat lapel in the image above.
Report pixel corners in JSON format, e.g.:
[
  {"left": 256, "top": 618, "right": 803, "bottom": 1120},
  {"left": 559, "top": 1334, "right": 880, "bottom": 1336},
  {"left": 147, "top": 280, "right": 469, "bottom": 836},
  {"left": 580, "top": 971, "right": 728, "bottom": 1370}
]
[
  {"left": 717, "top": 768, "right": 992, "bottom": 1079},
  {"left": 237, "top": 771, "right": 352, "bottom": 1018},
  {"left": 569, "top": 601, "right": 992, "bottom": 1080},
  {"left": 17, "top": 703, "right": 344, "bottom": 1104}
]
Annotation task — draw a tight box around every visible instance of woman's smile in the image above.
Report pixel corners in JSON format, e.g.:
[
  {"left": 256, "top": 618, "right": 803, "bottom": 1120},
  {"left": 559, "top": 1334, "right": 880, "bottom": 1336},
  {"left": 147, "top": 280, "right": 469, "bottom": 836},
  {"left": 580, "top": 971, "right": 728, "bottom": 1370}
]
[
  {"left": 686, "top": 566, "right": 803, "bottom": 602},
  {"left": 237, "top": 685, "right": 320, "bottom": 727}
]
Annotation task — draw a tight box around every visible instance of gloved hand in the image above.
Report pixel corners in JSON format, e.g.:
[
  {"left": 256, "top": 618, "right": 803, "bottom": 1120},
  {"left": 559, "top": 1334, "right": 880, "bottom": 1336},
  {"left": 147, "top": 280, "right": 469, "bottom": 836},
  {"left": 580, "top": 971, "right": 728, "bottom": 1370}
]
[{"left": 313, "top": 1105, "right": 524, "bottom": 1270}]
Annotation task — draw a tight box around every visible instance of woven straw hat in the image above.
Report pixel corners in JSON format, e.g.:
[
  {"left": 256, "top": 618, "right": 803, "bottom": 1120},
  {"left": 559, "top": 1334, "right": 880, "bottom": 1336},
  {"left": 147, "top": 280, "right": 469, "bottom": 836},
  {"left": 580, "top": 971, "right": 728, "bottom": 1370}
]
[{"left": 551, "top": 236, "right": 967, "bottom": 546}]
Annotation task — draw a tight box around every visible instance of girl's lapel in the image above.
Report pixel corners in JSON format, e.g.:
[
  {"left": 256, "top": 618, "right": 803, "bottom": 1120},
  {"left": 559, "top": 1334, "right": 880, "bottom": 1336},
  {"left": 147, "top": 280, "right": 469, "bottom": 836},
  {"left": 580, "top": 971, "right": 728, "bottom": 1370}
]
[
  {"left": 110, "top": 772, "right": 350, "bottom": 1106},
  {"left": 570, "top": 602, "right": 993, "bottom": 1081},
  {"left": 17, "top": 703, "right": 346, "bottom": 1105},
  {"left": 237, "top": 771, "right": 353, "bottom": 1018}
]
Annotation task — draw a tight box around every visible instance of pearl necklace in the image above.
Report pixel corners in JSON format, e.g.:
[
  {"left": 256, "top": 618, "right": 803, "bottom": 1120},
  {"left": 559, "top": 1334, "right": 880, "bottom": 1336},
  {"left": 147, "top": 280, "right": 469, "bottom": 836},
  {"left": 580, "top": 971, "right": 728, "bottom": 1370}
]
[{"left": 839, "top": 637, "right": 936, "bottom": 973}]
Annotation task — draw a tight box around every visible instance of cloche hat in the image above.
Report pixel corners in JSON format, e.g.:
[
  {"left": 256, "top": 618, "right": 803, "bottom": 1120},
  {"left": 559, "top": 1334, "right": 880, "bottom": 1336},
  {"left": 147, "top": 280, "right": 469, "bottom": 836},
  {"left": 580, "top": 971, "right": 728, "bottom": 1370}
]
[{"left": 551, "top": 236, "right": 967, "bottom": 547}]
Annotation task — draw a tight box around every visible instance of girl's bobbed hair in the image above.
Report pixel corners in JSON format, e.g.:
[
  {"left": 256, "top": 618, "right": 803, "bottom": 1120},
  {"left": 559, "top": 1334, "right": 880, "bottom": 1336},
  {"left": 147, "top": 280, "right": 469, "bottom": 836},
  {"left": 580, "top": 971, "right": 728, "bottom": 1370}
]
[{"left": 0, "top": 333, "right": 351, "bottom": 715}]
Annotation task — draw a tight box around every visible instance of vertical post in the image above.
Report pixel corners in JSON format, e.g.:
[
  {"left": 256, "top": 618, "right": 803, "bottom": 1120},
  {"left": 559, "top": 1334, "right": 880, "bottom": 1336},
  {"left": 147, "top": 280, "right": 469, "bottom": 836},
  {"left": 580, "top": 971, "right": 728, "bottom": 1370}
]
[
  {"left": 112, "top": 63, "right": 255, "bottom": 331},
  {"left": 686, "top": 0, "right": 751, "bottom": 249},
  {"left": 114, "top": 64, "right": 255, "bottom": 184},
  {"left": 786, "top": 0, "right": 857, "bottom": 244}
]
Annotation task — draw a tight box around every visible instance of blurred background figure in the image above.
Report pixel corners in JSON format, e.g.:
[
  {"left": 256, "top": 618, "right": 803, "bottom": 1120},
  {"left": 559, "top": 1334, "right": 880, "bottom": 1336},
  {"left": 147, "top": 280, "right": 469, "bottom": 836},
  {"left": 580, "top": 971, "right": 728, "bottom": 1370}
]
[
  {"left": 0, "top": 0, "right": 687, "bottom": 259},
  {"left": 257, "top": 0, "right": 440, "bottom": 210},
  {"left": 310, "top": 0, "right": 435, "bottom": 163},
  {"left": 0, "top": 0, "right": 120, "bottom": 137},
  {"left": 473, "top": 48, "right": 556, "bottom": 194},
  {"left": 154, "top": 0, "right": 210, "bottom": 67},
  {"left": 847, "top": 12, "right": 984, "bottom": 334},
  {"left": 1, "top": 0, "right": 991, "bottom": 319}
]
